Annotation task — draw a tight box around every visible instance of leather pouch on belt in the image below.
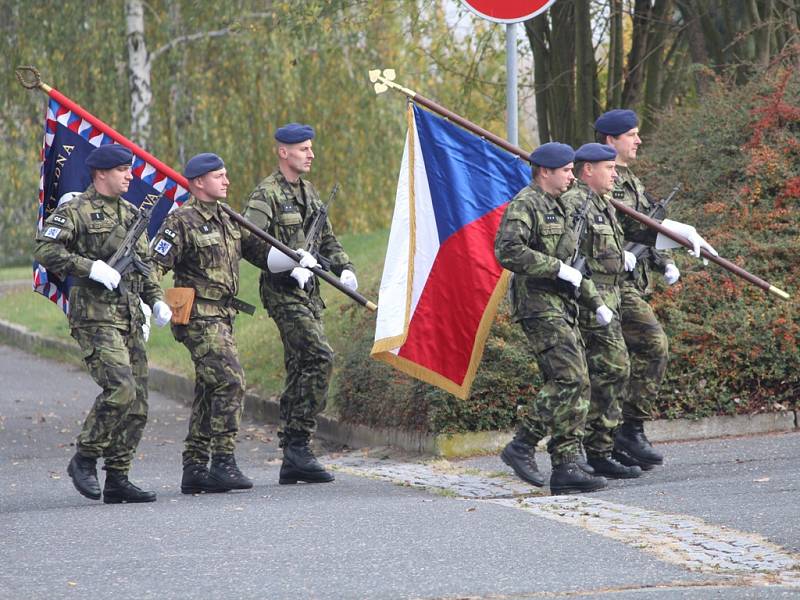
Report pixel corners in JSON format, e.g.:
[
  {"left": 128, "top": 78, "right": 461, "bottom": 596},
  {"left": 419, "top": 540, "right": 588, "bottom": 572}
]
[{"left": 164, "top": 287, "right": 195, "bottom": 325}]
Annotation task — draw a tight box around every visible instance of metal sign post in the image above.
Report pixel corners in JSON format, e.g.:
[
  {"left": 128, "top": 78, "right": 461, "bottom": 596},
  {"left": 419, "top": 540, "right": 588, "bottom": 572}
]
[{"left": 460, "top": 0, "right": 557, "bottom": 145}]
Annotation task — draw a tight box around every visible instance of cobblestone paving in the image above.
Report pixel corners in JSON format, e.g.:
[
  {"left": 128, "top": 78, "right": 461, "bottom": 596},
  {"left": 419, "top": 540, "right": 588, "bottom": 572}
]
[{"left": 330, "top": 454, "right": 800, "bottom": 588}]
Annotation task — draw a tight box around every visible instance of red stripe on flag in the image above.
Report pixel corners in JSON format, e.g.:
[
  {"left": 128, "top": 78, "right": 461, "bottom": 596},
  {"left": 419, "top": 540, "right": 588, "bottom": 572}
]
[{"left": 398, "top": 205, "right": 507, "bottom": 385}]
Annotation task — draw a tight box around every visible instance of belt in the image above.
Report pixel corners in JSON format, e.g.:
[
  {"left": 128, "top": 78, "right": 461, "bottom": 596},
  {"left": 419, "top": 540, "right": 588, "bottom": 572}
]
[
  {"left": 591, "top": 272, "right": 623, "bottom": 286},
  {"left": 197, "top": 295, "right": 256, "bottom": 315},
  {"left": 71, "top": 276, "right": 144, "bottom": 294}
]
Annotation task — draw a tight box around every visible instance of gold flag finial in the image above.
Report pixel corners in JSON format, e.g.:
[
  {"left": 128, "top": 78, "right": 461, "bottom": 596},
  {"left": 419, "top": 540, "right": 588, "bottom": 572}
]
[{"left": 369, "top": 68, "right": 416, "bottom": 98}]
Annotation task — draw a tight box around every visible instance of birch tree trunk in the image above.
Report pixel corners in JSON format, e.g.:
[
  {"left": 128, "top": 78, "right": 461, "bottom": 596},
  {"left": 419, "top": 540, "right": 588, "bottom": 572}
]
[{"left": 125, "top": 0, "right": 152, "bottom": 149}]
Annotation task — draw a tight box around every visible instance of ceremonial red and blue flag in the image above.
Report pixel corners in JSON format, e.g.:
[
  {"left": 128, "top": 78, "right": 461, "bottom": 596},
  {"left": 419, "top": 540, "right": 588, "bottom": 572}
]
[
  {"left": 34, "top": 89, "right": 190, "bottom": 313},
  {"left": 371, "top": 104, "right": 530, "bottom": 399}
]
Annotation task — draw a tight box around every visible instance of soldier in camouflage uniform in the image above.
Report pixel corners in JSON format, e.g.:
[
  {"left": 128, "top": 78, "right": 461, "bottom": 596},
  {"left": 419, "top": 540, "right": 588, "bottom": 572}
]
[
  {"left": 243, "top": 123, "right": 357, "bottom": 485},
  {"left": 495, "top": 142, "right": 609, "bottom": 494},
  {"left": 151, "top": 153, "right": 271, "bottom": 494},
  {"left": 594, "top": 109, "right": 716, "bottom": 470},
  {"left": 561, "top": 143, "right": 646, "bottom": 480},
  {"left": 34, "top": 144, "right": 173, "bottom": 504}
]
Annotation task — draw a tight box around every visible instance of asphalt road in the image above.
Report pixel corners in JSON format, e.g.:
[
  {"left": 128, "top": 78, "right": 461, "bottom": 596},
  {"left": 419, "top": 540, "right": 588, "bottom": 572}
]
[{"left": 1, "top": 343, "right": 798, "bottom": 599}]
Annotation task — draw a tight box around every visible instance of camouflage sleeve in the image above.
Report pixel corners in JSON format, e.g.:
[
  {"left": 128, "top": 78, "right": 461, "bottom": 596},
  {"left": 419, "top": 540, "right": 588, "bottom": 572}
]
[
  {"left": 33, "top": 205, "right": 93, "bottom": 277},
  {"left": 242, "top": 185, "right": 274, "bottom": 232},
  {"left": 240, "top": 225, "right": 270, "bottom": 271},
  {"left": 577, "top": 278, "right": 603, "bottom": 311},
  {"left": 494, "top": 200, "right": 561, "bottom": 278},
  {"left": 149, "top": 214, "right": 184, "bottom": 279},
  {"left": 318, "top": 217, "right": 353, "bottom": 276}
]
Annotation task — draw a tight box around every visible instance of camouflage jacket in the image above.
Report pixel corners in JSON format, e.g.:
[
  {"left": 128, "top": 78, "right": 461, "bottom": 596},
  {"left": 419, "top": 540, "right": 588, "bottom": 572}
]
[
  {"left": 494, "top": 182, "right": 603, "bottom": 321},
  {"left": 242, "top": 170, "right": 354, "bottom": 313},
  {"left": 150, "top": 197, "right": 270, "bottom": 320},
  {"left": 560, "top": 181, "right": 629, "bottom": 311},
  {"left": 611, "top": 166, "right": 673, "bottom": 294},
  {"left": 33, "top": 184, "right": 162, "bottom": 330}
]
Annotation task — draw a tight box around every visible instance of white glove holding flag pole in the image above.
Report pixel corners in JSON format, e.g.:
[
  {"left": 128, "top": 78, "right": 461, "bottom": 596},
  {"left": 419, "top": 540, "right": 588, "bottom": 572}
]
[
  {"left": 557, "top": 261, "right": 583, "bottom": 288},
  {"left": 596, "top": 305, "right": 614, "bottom": 326},
  {"left": 664, "top": 264, "right": 680, "bottom": 285},
  {"left": 290, "top": 267, "right": 312, "bottom": 289},
  {"left": 140, "top": 299, "right": 152, "bottom": 342},
  {"left": 656, "top": 219, "right": 718, "bottom": 262},
  {"left": 624, "top": 251, "right": 637, "bottom": 272},
  {"left": 267, "top": 247, "right": 318, "bottom": 273},
  {"left": 340, "top": 269, "right": 358, "bottom": 291},
  {"left": 153, "top": 300, "right": 172, "bottom": 327},
  {"left": 89, "top": 259, "right": 121, "bottom": 290}
]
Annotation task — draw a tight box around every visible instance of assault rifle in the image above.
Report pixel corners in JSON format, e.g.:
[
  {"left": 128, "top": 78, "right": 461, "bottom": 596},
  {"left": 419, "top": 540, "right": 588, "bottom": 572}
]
[
  {"left": 107, "top": 197, "right": 157, "bottom": 295},
  {"left": 565, "top": 189, "right": 594, "bottom": 298},
  {"left": 303, "top": 183, "right": 339, "bottom": 271},
  {"left": 624, "top": 184, "right": 680, "bottom": 260}
]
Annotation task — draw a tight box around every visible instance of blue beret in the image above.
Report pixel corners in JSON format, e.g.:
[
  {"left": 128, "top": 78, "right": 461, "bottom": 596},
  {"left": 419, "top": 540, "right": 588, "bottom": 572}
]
[
  {"left": 274, "top": 123, "right": 315, "bottom": 144},
  {"left": 529, "top": 142, "right": 574, "bottom": 168},
  {"left": 594, "top": 109, "right": 638, "bottom": 136},
  {"left": 183, "top": 153, "right": 225, "bottom": 179},
  {"left": 575, "top": 143, "right": 617, "bottom": 162},
  {"left": 85, "top": 144, "right": 133, "bottom": 170}
]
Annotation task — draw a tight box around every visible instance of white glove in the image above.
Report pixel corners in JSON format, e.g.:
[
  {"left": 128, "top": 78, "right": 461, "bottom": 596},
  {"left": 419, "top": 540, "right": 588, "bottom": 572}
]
[
  {"left": 153, "top": 300, "right": 172, "bottom": 327},
  {"left": 296, "top": 248, "right": 318, "bottom": 269},
  {"left": 340, "top": 269, "right": 358, "bottom": 291},
  {"left": 664, "top": 264, "right": 680, "bottom": 285},
  {"left": 140, "top": 299, "right": 152, "bottom": 342},
  {"left": 89, "top": 260, "right": 121, "bottom": 291},
  {"left": 290, "top": 267, "right": 312, "bottom": 289},
  {"left": 557, "top": 261, "right": 583, "bottom": 288},
  {"left": 623, "top": 251, "right": 637, "bottom": 272},
  {"left": 656, "top": 219, "right": 718, "bottom": 259},
  {"left": 596, "top": 305, "right": 614, "bottom": 326}
]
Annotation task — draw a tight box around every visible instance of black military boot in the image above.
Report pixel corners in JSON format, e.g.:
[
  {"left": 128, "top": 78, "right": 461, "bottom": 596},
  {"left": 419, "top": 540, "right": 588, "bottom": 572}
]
[
  {"left": 67, "top": 453, "right": 101, "bottom": 500},
  {"left": 576, "top": 445, "right": 595, "bottom": 475},
  {"left": 614, "top": 420, "right": 664, "bottom": 468},
  {"left": 612, "top": 448, "right": 655, "bottom": 471},
  {"left": 549, "top": 462, "right": 607, "bottom": 494},
  {"left": 279, "top": 437, "right": 335, "bottom": 484},
  {"left": 587, "top": 454, "right": 642, "bottom": 479},
  {"left": 103, "top": 470, "right": 156, "bottom": 504},
  {"left": 209, "top": 454, "right": 253, "bottom": 490},
  {"left": 500, "top": 438, "right": 544, "bottom": 487},
  {"left": 181, "top": 463, "right": 231, "bottom": 494}
]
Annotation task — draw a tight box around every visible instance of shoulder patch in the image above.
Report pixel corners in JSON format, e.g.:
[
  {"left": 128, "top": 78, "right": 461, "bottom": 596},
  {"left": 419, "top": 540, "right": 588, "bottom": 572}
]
[
  {"left": 43, "top": 226, "right": 62, "bottom": 239},
  {"left": 162, "top": 227, "right": 177, "bottom": 240},
  {"left": 52, "top": 215, "right": 67, "bottom": 225},
  {"left": 153, "top": 239, "right": 173, "bottom": 256}
]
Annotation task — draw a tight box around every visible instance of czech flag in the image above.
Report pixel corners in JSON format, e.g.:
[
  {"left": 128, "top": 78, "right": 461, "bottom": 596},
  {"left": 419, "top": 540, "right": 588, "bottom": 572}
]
[{"left": 371, "top": 104, "right": 531, "bottom": 399}]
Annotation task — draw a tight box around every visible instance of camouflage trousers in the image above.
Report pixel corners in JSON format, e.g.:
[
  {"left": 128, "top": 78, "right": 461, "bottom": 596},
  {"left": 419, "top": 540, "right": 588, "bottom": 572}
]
[
  {"left": 580, "top": 285, "right": 631, "bottom": 456},
  {"left": 172, "top": 317, "right": 245, "bottom": 465},
  {"left": 70, "top": 324, "right": 148, "bottom": 473},
  {"left": 619, "top": 286, "right": 669, "bottom": 422},
  {"left": 516, "top": 316, "right": 590, "bottom": 465},
  {"left": 271, "top": 303, "right": 333, "bottom": 446}
]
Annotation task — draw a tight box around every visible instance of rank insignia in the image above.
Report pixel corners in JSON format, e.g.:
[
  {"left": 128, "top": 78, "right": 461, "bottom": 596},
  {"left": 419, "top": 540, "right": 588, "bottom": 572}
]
[
  {"left": 612, "top": 190, "right": 625, "bottom": 199},
  {"left": 594, "top": 215, "right": 606, "bottom": 224},
  {"left": 544, "top": 214, "right": 558, "bottom": 223},
  {"left": 91, "top": 212, "right": 105, "bottom": 221},
  {"left": 200, "top": 224, "right": 211, "bottom": 233},
  {"left": 154, "top": 239, "right": 173, "bottom": 256}
]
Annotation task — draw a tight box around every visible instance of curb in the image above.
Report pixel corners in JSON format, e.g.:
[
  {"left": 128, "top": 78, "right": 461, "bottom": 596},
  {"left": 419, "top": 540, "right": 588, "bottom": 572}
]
[{"left": 1, "top": 317, "right": 797, "bottom": 457}]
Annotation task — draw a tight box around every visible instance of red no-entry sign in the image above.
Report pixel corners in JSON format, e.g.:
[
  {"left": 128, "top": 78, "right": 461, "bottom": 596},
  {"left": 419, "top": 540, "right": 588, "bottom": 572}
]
[{"left": 460, "top": 0, "right": 557, "bottom": 23}]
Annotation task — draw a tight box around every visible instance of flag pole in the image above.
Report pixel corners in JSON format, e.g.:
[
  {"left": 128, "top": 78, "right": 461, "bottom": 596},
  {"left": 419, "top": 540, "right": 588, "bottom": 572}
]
[
  {"left": 17, "top": 66, "right": 377, "bottom": 311},
  {"left": 368, "top": 69, "right": 790, "bottom": 301}
]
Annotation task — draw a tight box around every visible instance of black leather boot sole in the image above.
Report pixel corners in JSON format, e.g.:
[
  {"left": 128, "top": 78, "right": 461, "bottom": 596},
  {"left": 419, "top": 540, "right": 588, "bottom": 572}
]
[{"left": 279, "top": 465, "right": 335, "bottom": 485}]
